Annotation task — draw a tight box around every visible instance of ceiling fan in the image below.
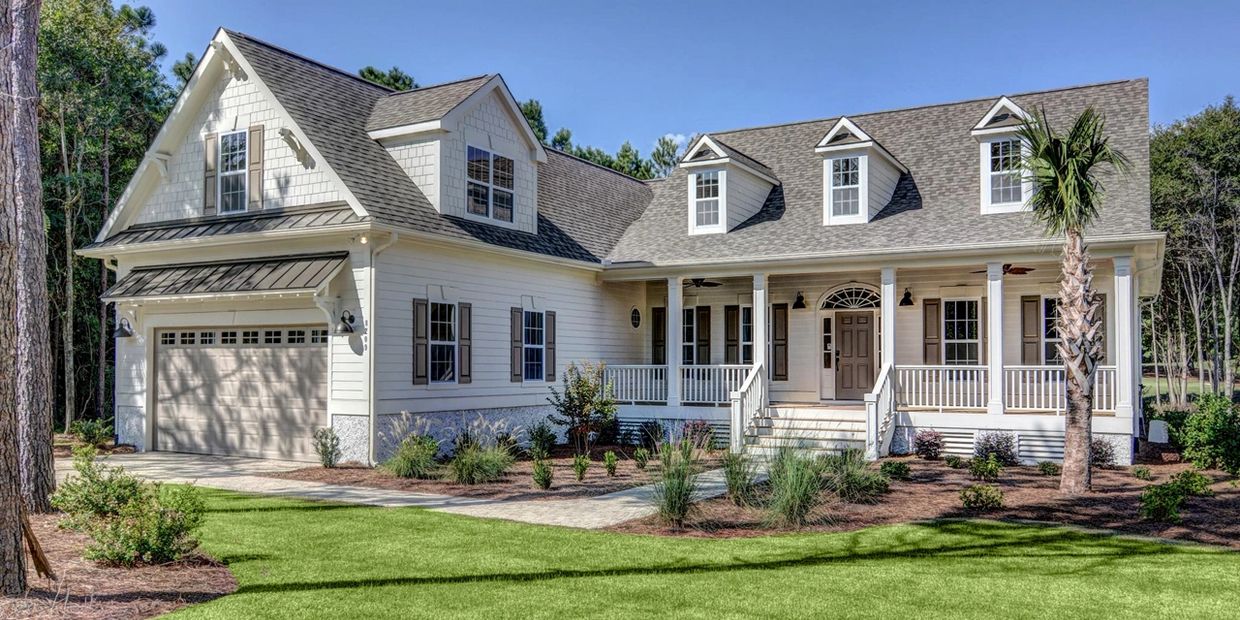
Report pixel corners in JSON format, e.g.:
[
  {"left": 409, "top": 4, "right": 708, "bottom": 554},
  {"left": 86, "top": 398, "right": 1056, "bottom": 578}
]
[
  {"left": 685, "top": 278, "right": 723, "bottom": 288},
  {"left": 971, "top": 264, "right": 1035, "bottom": 276}
]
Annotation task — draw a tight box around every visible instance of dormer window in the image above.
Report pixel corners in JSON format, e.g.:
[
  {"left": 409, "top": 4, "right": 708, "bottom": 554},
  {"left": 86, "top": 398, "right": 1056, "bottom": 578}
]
[
  {"left": 973, "top": 97, "right": 1033, "bottom": 214},
  {"left": 988, "top": 138, "right": 1022, "bottom": 204},
  {"left": 466, "top": 145, "right": 514, "bottom": 223},
  {"left": 680, "top": 135, "right": 776, "bottom": 235},
  {"left": 695, "top": 171, "right": 721, "bottom": 228},
  {"left": 815, "top": 117, "right": 907, "bottom": 226},
  {"left": 829, "top": 157, "right": 861, "bottom": 218}
]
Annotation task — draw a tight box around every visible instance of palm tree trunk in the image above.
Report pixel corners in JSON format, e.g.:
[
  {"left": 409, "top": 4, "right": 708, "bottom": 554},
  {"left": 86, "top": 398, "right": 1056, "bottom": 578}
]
[{"left": 1059, "top": 230, "right": 1099, "bottom": 495}]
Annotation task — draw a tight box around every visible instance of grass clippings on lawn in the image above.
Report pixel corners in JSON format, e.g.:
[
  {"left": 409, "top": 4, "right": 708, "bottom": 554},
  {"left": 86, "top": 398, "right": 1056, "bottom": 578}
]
[
  {"left": 0, "top": 513, "right": 235, "bottom": 620},
  {"left": 609, "top": 459, "right": 1240, "bottom": 548}
]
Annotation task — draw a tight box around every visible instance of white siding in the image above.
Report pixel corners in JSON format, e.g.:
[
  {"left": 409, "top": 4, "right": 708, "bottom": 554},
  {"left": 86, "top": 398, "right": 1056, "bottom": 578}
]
[
  {"left": 867, "top": 154, "right": 901, "bottom": 220},
  {"left": 725, "top": 167, "right": 773, "bottom": 230},
  {"left": 136, "top": 72, "right": 340, "bottom": 224},
  {"left": 385, "top": 137, "right": 440, "bottom": 210}
]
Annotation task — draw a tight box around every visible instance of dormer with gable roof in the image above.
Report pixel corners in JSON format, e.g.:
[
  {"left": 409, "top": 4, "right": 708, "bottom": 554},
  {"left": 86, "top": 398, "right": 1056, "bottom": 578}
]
[
  {"left": 678, "top": 135, "right": 778, "bottom": 235},
  {"left": 814, "top": 117, "right": 907, "bottom": 225},
  {"left": 971, "top": 96, "right": 1033, "bottom": 214}
]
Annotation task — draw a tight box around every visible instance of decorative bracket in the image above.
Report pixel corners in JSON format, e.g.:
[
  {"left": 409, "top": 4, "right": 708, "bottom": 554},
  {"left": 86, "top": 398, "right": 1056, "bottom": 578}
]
[{"left": 279, "top": 127, "right": 314, "bottom": 169}]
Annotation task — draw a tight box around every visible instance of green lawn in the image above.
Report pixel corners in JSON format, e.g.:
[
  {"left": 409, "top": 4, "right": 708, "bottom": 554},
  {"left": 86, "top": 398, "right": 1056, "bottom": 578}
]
[{"left": 174, "top": 490, "right": 1240, "bottom": 619}]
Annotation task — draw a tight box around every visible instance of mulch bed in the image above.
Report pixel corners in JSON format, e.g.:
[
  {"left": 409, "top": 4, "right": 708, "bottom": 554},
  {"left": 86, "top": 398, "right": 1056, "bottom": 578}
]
[
  {"left": 53, "top": 434, "right": 135, "bottom": 459},
  {"left": 268, "top": 445, "right": 721, "bottom": 502},
  {"left": 0, "top": 513, "right": 236, "bottom": 620},
  {"left": 608, "top": 459, "right": 1240, "bottom": 548}
]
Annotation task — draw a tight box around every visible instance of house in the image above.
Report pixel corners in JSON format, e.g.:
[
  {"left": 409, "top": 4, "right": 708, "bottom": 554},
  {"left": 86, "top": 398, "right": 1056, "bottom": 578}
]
[{"left": 80, "top": 29, "right": 1164, "bottom": 466}]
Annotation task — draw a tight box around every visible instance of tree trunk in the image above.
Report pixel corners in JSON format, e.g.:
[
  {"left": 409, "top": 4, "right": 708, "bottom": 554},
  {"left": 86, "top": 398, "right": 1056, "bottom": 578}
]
[
  {"left": 0, "top": 0, "right": 42, "bottom": 595},
  {"left": 97, "top": 129, "right": 110, "bottom": 420},
  {"left": 1151, "top": 303, "right": 1161, "bottom": 407},
  {"left": 1058, "top": 230, "right": 1100, "bottom": 496},
  {"left": 59, "top": 110, "right": 76, "bottom": 431}
]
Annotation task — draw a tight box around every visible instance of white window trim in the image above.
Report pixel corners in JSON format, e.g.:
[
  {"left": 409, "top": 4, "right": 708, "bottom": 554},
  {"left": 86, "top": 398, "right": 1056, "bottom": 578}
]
[
  {"left": 740, "top": 305, "right": 754, "bottom": 365},
  {"left": 979, "top": 137, "right": 1033, "bottom": 214},
  {"left": 522, "top": 309, "right": 546, "bottom": 384},
  {"left": 681, "top": 306, "right": 697, "bottom": 364},
  {"left": 217, "top": 130, "right": 248, "bottom": 215},
  {"left": 1040, "top": 295, "right": 1062, "bottom": 365},
  {"left": 464, "top": 144, "right": 517, "bottom": 228},
  {"left": 941, "top": 297, "right": 982, "bottom": 366},
  {"left": 429, "top": 301, "right": 459, "bottom": 385},
  {"left": 823, "top": 154, "right": 869, "bottom": 225},
  {"left": 688, "top": 169, "right": 727, "bottom": 235}
]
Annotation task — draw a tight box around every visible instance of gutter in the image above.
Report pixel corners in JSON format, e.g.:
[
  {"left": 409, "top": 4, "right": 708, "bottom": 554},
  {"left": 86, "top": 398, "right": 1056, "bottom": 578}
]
[{"left": 367, "top": 230, "right": 398, "bottom": 466}]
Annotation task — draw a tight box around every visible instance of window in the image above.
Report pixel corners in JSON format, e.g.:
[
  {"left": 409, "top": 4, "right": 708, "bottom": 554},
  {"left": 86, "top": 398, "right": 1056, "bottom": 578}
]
[
  {"left": 218, "top": 131, "right": 247, "bottom": 213},
  {"left": 264, "top": 330, "right": 282, "bottom": 344},
  {"left": 466, "top": 145, "right": 514, "bottom": 223},
  {"left": 943, "top": 299, "right": 980, "bottom": 365},
  {"left": 221, "top": 331, "right": 237, "bottom": 345},
  {"left": 694, "top": 171, "right": 720, "bottom": 229},
  {"left": 830, "top": 157, "right": 861, "bottom": 217},
  {"left": 242, "top": 330, "right": 259, "bottom": 344},
  {"left": 822, "top": 317, "right": 833, "bottom": 368},
  {"left": 1042, "top": 297, "right": 1062, "bottom": 364},
  {"left": 287, "top": 329, "right": 306, "bottom": 344},
  {"left": 160, "top": 332, "right": 176, "bottom": 345},
  {"left": 310, "top": 329, "right": 329, "bottom": 344},
  {"left": 429, "top": 302, "right": 457, "bottom": 382},
  {"left": 989, "top": 138, "right": 1022, "bottom": 205},
  {"left": 199, "top": 331, "right": 215, "bottom": 345},
  {"left": 741, "top": 306, "right": 754, "bottom": 365},
  {"left": 682, "top": 308, "right": 697, "bottom": 364},
  {"left": 522, "top": 310, "right": 545, "bottom": 381},
  {"left": 179, "top": 332, "right": 196, "bottom": 345}
]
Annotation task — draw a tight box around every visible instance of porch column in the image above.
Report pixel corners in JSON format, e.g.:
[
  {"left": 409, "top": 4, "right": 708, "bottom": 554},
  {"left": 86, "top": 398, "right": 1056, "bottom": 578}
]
[
  {"left": 986, "top": 262, "right": 1005, "bottom": 415},
  {"left": 880, "top": 267, "right": 896, "bottom": 367},
  {"left": 752, "top": 273, "right": 768, "bottom": 378},
  {"left": 1114, "top": 257, "right": 1135, "bottom": 418},
  {"left": 666, "top": 276, "right": 683, "bottom": 407}
]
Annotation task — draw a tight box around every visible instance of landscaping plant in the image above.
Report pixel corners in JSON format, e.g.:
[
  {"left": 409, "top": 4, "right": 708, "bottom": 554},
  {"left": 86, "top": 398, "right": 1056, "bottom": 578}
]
[
  {"left": 945, "top": 455, "right": 966, "bottom": 469},
  {"left": 682, "top": 419, "right": 714, "bottom": 450},
  {"left": 547, "top": 361, "right": 618, "bottom": 455},
  {"left": 1132, "top": 465, "right": 1153, "bottom": 481},
  {"left": 573, "top": 454, "right": 590, "bottom": 481},
  {"left": 604, "top": 451, "right": 618, "bottom": 477},
  {"left": 452, "top": 429, "right": 479, "bottom": 456},
  {"left": 721, "top": 450, "right": 758, "bottom": 506},
  {"left": 913, "top": 430, "right": 944, "bottom": 460},
  {"left": 879, "top": 460, "right": 911, "bottom": 481},
  {"left": 526, "top": 420, "right": 557, "bottom": 460},
  {"left": 637, "top": 420, "right": 666, "bottom": 451},
  {"left": 633, "top": 447, "right": 651, "bottom": 470},
  {"left": 69, "top": 417, "right": 115, "bottom": 449},
  {"left": 973, "top": 431, "right": 1019, "bottom": 466},
  {"left": 448, "top": 445, "right": 514, "bottom": 484},
  {"left": 313, "top": 427, "right": 342, "bottom": 468},
  {"left": 651, "top": 441, "right": 698, "bottom": 528},
  {"left": 822, "top": 449, "right": 889, "bottom": 503},
  {"left": 1148, "top": 407, "right": 1192, "bottom": 450},
  {"left": 52, "top": 446, "right": 145, "bottom": 530},
  {"left": 532, "top": 459, "right": 554, "bottom": 490},
  {"left": 495, "top": 431, "right": 519, "bottom": 455},
  {"left": 1038, "top": 461, "right": 1062, "bottom": 476},
  {"left": 384, "top": 434, "right": 440, "bottom": 479},
  {"left": 1170, "top": 469, "right": 1214, "bottom": 496},
  {"left": 969, "top": 454, "right": 1003, "bottom": 482},
  {"left": 1139, "top": 483, "right": 1185, "bottom": 522},
  {"left": 768, "top": 448, "right": 824, "bottom": 526},
  {"left": 1090, "top": 437, "right": 1117, "bottom": 469},
  {"left": 1180, "top": 393, "right": 1240, "bottom": 475},
  {"left": 960, "top": 484, "right": 1004, "bottom": 510}
]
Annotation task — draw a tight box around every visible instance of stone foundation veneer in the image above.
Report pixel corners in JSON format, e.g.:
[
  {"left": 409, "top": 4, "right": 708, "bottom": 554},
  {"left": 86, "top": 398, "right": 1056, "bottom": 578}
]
[
  {"left": 889, "top": 426, "right": 1134, "bottom": 466},
  {"left": 116, "top": 405, "right": 145, "bottom": 451},
  {"left": 331, "top": 414, "right": 370, "bottom": 464},
  {"left": 373, "top": 405, "right": 558, "bottom": 463}
]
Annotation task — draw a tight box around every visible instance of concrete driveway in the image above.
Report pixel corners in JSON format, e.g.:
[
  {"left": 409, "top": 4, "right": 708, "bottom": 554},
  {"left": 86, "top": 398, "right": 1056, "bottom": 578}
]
[{"left": 54, "top": 451, "right": 304, "bottom": 484}]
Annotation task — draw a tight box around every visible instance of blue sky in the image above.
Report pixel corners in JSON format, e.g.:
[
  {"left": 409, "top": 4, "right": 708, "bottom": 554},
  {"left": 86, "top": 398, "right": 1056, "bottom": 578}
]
[{"left": 139, "top": 0, "right": 1239, "bottom": 155}]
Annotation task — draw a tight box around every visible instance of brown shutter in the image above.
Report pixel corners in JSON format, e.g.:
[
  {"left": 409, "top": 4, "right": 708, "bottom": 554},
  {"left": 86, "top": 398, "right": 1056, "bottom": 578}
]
[
  {"left": 772, "top": 303, "right": 789, "bottom": 381},
  {"left": 510, "top": 307, "right": 523, "bottom": 383},
  {"left": 248, "top": 124, "right": 264, "bottom": 210},
  {"left": 695, "top": 306, "right": 711, "bottom": 364},
  {"left": 203, "top": 134, "right": 217, "bottom": 216},
  {"left": 458, "top": 303, "right": 472, "bottom": 384},
  {"left": 412, "top": 299, "right": 428, "bottom": 385},
  {"left": 923, "top": 298, "right": 941, "bottom": 364},
  {"left": 544, "top": 311, "right": 556, "bottom": 382},
  {"left": 1096, "top": 294, "right": 1107, "bottom": 364},
  {"left": 1020, "top": 295, "right": 1040, "bottom": 364},
  {"left": 724, "top": 305, "right": 740, "bottom": 364},
  {"left": 651, "top": 307, "right": 666, "bottom": 365},
  {"left": 980, "top": 298, "right": 987, "bottom": 364}
]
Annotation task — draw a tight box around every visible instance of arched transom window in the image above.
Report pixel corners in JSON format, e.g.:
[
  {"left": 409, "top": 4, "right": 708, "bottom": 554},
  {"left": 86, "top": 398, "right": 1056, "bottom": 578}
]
[{"left": 820, "top": 286, "right": 881, "bottom": 310}]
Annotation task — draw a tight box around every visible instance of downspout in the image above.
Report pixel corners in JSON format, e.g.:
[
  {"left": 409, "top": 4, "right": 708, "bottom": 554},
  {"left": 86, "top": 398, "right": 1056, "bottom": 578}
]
[{"left": 367, "top": 231, "right": 398, "bottom": 465}]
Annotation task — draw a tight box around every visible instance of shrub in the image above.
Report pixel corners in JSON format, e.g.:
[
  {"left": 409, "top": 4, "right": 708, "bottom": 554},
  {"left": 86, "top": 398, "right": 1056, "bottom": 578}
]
[
  {"left": 821, "top": 450, "right": 889, "bottom": 503},
  {"left": 969, "top": 454, "right": 1003, "bottom": 482},
  {"left": 384, "top": 434, "right": 440, "bottom": 479},
  {"left": 879, "top": 460, "right": 911, "bottom": 481},
  {"left": 532, "top": 459, "right": 553, "bottom": 489},
  {"left": 495, "top": 431, "right": 519, "bottom": 455},
  {"left": 526, "top": 420, "right": 557, "bottom": 460},
  {"left": 452, "top": 429, "right": 479, "bottom": 456},
  {"left": 604, "top": 451, "right": 618, "bottom": 477},
  {"left": 913, "top": 430, "right": 944, "bottom": 460},
  {"left": 767, "top": 448, "right": 824, "bottom": 526},
  {"left": 721, "top": 450, "right": 758, "bottom": 506},
  {"left": 1170, "top": 469, "right": 1214, "bottom": 497},
  {"left": 1181, "top": 393, "right": 1240, "bottom": 476},
  {"left": 312, "top": 427, "right": 341, "bottom": 468},
  {"left": 651, "top": 442, "right": 698, "bottom": 528},
  {"left": 633, "top": 447, "right": 651, "bottom": 470},
  {"left": 1132, "top": 465, "right": 1153, "bottom": 481},
  {"left": 547, "top": 361, "right": 618, "bottom": 455},
  {"left": 682, "top": 419, "right": 714, "bottom": 449},
  {"left": 573, "top": 454, "right": 590, "bottom": 481},
  {"left": 1140, "top": 483, "right": 1185, "bottom": 522},
  {"left": 637, "top": 420, "right": 666, "bottom": 451},
  {"left": 69, "top": 417, "right": 114, "bottom": 449},
  {"left": 85, "top": 483, "right": 205, "bottom": 567},
  {"left": 974, "top": 431, "right": 1019, "bottom": 466},
  {"left": 1149, "top": 407, "right": 1192, "bottom": 450},
  {"left": 593, "top": 417, "right": 621, "bottom": 447},
  {"left": 1090, "top": 437, "right": 1117, "bottom": 469},
  {"left": 960, "top": 484, "right": 1004, "bottom": 510},
  {"left": 52, "top": 447, "right": 147, "bottom": 530},
  {"left": 1037, "top": 461, "right": 1062, "bottom": 476},
  {"left": 945, "top": 455, "right": 966, "bottom": 469},
  {"left": 448, "top": 446, "right": 514, "bottom": 484}
]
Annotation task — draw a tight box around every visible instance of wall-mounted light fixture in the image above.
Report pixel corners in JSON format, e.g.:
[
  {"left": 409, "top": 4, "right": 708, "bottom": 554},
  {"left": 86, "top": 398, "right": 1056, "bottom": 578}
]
[
  {"left": 113, "top": 317, "right": 134, "bottom": 338},
  {"left": 335, "top": 310, "right": 356, "bottom": 334},
  {"left": 899, "top": 288, "right": 914, "bottom": 306},
  {"left": 792, "top": 292, "right": 807, "bottom": 310}
]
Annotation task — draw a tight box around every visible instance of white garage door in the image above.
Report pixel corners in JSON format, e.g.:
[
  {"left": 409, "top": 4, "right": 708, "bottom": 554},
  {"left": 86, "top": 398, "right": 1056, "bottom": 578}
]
[{"left": 154, "top": 326, "right": 329, "bottom": 461}]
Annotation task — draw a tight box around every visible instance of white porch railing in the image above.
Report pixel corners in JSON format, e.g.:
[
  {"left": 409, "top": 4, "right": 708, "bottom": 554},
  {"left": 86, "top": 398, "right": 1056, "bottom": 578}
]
[
  {"left": 680, "top": 364, "right": 751, "bottom": 405},
  {"left": 895, "top": 365, "right": 989, "bottom": 411},
  {"left": 604, "top": 365, "right": 668, "bottom": 403},
  {"left": 1004, "top": 365, "right": 1118, "bottom": 413},
  {"left": 865, "top": 363, "right": 897, "bottom": 460},
  {"left": 729, "top": 363, "right": 766, "bottom": 451}
]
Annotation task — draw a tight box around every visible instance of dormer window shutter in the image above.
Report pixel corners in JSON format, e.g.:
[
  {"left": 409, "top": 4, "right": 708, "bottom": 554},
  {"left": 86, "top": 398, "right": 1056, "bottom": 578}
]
[
  {"left": 248, "top": 124, "right": 264, "bottom": 210},
  {"left": 203, "top": 134, "right": 217, "bottom": 216}
]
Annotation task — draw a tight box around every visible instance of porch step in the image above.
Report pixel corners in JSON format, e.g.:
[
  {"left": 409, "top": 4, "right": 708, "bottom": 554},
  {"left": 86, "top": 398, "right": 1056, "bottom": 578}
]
[
  {"left": 751, "top": 426, "right": 862, "bottom": 442},
  {"left": 754, "top": 417, "right": 867, "bottom": 433},
  {"left": 768, "top": 405, "right": 866, "bottom": 421},
  {"left": 744, "top": 436, "right": 866, "bottom": 456}
]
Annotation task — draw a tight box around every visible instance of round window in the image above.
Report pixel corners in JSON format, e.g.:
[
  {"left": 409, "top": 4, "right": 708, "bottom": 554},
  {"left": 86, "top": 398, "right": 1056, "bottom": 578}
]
[{"left": 630, "top": 308, "right": 641, "bottom": 329}]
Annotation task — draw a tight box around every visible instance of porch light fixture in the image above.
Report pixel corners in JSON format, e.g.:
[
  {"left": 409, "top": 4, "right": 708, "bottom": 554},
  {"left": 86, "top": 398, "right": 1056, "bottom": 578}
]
[
  {"left": 113, "top": 318, "right": 134, "bottom": 338},
  {"left": 899, "top": 288, "right": 914, "bottom": 307},
  {"left": 335, "top": 310, "right": 356, "bottom": 334},
  {"left": 792, "top": 292, "right": 807, "bottom": 310}
]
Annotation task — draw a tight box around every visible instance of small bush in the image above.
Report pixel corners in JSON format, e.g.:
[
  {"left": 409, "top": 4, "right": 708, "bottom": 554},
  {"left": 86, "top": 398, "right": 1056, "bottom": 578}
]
[
  {"left": 637, "top": 420, "right": 666, "bottom": 451},
  {"left": 85, "top": 484, "right": 205, "bottom": 567},
  {"left": 69, "top": 417, "right": 114, "bottom": 449},
  {"left": 384, "top": 434, "right": 440, "bottom": 479},
  {"left": 1170, "top": 469, "right": 1214, "bottom": 497},
  {"left": 495, "top": 431, "right": 519, "bottom": 455},
  {"left": 913, "top": 430, "right": 944, "bottom": 460},
  {"left": 1149, "top": 407, "right": 1192, "bottom": 450},
  {"left": 448, "top": 445, "right": 514, "bottom": 484},
  {"left": 1132, "top": 465, "right": 1153, "bottom": 481},
  {"left": 651, "top": 442, "right": 698, "bottom": 528},
  {"left": 52, "top": 447, "right": 146, "bottom": 530},
  {"left": 312, "top": 427, "right": 342, "bottom": 468},
  {"left": 767, "top": 448, "right": 823, "bottom": 527},
  {"left": 879, "top": 460, "right": 911, "bottom": 481},
  {"left": 721, "top": 450, "right": 758, "bottom": 506},
  {"left": 1037, "top": 461, "right": 1062, "bottom": 476},
  {"left": 1181, "top": 393, "right": 1240, "bottom": 476},
  {"left": 532, "top": 459, "right": 553, "bottom": 489},
  {"left": 573, "top": 454, "right": 590, "bottom": 481},
  {"left": 1140, "top": 483, "right": 1185, "bottom": 522},
  {"left": 945, "top": 454, "right": 966, "bottom": 469},
  {"left": 960, "top": 484, "right": 1004, "bottom": 510},
  {"left": 604, "top": 451, "right": 618, "bottom": 477},
  {"left": 547, "top": 361, "right": 618, "bottom": 455},
  {"left": 974, "top": 431, "right": 1019, "bottom": 466},
  {"left": 633, "top": 447, "right": 651, "bottom": 470},
  {"left": 452, "top": 429, "right": 479, "bottom": 456},
  {"left": 822, "top": 450, "right": 888, "bottom": 503},
  {"left": 969, "top": 454, "right": 1003, "bottom": 482},
  {"left": 526, "top": 420, "right": 557, "bottom": 460},
  {"left": 1090, "top": 437, "right": 1117, "bottom": 469}
]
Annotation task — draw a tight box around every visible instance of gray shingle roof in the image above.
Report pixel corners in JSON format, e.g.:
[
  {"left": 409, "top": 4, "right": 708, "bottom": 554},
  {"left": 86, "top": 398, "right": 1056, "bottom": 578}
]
[
  {"left": 608, "top": 79, "right": 1151, "bottom": 265},
  {"left": 86, "top": 204, "right": 363, "bottom": 249},
  {"left": 366, "top": 75, "right": 492, "bottom": 131},
  {"left": 705, "top": 137, "right": 777, "bottom": 180},
  {"left": 104, "top": 252, "right": 349, "bottom": 300}
]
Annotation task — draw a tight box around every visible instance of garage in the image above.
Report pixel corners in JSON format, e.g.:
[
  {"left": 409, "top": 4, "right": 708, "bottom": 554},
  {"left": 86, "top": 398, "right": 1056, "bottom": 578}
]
[{"left": 154, "top": 325, "right": 329, "bottom": 461}]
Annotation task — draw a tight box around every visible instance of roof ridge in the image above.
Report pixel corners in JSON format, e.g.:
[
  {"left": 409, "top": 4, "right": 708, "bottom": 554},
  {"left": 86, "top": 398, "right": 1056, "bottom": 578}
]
[
  {"left": 713, "top": 78, "right": 1145, "bottom": 138},
  {"left": 223, "top": 28, "right": 392, "bottom": 93},
  {"left": 383, "top": 74, "right": 493, "bottom": 98},
  {"left": 545, "top": 146, "right": 653, "bottom": 186}
]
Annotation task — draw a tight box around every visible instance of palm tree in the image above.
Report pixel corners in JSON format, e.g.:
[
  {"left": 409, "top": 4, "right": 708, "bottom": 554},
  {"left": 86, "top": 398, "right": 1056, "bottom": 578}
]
[{"left": 1018, "top": 107, "right": 1129, "bottom": 495}]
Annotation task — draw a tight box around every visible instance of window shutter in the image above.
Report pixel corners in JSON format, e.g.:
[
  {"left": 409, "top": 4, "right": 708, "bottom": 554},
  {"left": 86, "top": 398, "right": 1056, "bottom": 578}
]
[
  {"left": 1096, "top": 294, "right": 1107, "bottom": 364},
  {"left": 412, "top": 299, "right": 428, "bottom": 385},
  {"left": 724, "top": 305, "right": 740, "bottom": 364},
  {"left": 923, "top": 298, "right": 941, "bottom": 364},
  {"left": 772, "top": 303, "right": 788, "bottom": 381},
  {"left": 695, "top": 306, "right": 711, "bottom": 364},
  {"left": 248, "top": 125, "right": 264, "bottom": 210},
  {"left": 458, "top": 303, "right": 472, "bottom": 384},
  {"left": 545, "top": 311, "right": 557, "bottom": 382},
  {"left": 510, "top": 307, "right": 523, "bottom": 383},
  {"left": 651, "top": 307, "right": 666, "bottom": 365},
  {"left": 1020, "top": 296, "right": 1040, "bottom": 364},
  {"left": 203, "top": 134, "right": 217, "bottom": 216},
  {"left": 980, "top": 297, "right": 987, "bottom": 364}
]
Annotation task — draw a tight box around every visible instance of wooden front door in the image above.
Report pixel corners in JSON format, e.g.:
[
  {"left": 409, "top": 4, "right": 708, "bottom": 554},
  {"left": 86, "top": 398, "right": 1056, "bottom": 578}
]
[{"left": 835, "top": 311, "right": 874, "bottom": 400}]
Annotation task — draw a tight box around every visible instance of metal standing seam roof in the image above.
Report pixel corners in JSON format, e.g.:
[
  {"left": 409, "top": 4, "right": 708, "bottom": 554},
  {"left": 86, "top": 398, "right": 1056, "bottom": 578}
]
[
  {"left": 103, "top": 252, "right": 349, "bottom": 300},
  {"left": 87, "top": 204, "right": 364, "bottom": 249}
]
